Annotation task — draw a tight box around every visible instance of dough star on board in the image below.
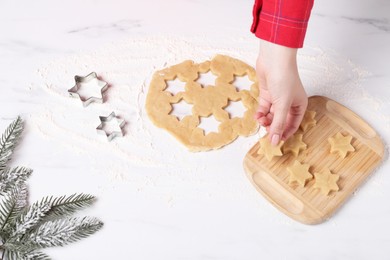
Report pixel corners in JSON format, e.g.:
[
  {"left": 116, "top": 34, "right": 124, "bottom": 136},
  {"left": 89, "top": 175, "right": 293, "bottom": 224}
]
[
  {"left": 328, "top": 132, "right": 355, "bottom": 158},
  {"left": 287, "top": 160, "right": 313, "bottom": 187},
  {"left": 313, "top": 169, "right": 340, "bottom": 195},
  {"left": 282, "top": 133, "right": 307, "bottom": 157},
  {"left": 257, "top": 134, "right": 284, "bottom": 161},
  {"left": 300, "top": 110, "right": 317, "bottom": 132}
]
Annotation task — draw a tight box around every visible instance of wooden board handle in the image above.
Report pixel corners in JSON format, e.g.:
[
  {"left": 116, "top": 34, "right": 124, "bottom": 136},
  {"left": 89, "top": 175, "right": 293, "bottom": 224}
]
[
  {"left": 326, "top": 100, "right": 376, "bottom": 139},
  {"left": 324, "top": 98, "right": 384, "bottom": 156},
  {"left": 252, "top": 170, "right": 304, "bottom": 215},
  {"left": 248, "top": 168, "right": 326, "bottom": 224}
]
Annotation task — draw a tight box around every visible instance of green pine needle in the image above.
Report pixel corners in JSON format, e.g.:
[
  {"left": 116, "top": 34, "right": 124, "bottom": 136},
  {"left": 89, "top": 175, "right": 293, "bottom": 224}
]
[
  {"left": 0, "top": 167, "right": 32, "bottom": 195},
  {"left": 3, "top": 249, "right": 50, "bottom": 260},
  {"left": 0, "top": 117, "right": 104, "bottom": 259},
  {"left": 21, "top": 251, "right": 51, "bottom": 260},
  {"left": 0, "top": 116, "right": 23, "bottom": 173},
  {"left": 0, "top": 185, "right": 28, "bottom": 230},
  {"left": 8, "top": 202, "right": 51, "bottom": 241},
  {"left": 4, "top": 217, "right": 103, "bottom": 252},
  {"left": 40, "top": 193, "right": 97, "bottom": 220},
  {"left": 67, "top": 216, "right": 103, "bottom": 243},
  {"left": 0, "top": 193, "right": 16, "bottom": 231},
  {"left": 0, "top": 185, "right": 28, "bottom": 240}
]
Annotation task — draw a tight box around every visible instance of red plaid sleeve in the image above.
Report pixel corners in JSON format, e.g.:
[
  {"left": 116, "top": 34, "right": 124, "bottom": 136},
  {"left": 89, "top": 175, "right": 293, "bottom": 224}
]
[{"left": 251, "top": 0, "right": 314, "bottom": 48}]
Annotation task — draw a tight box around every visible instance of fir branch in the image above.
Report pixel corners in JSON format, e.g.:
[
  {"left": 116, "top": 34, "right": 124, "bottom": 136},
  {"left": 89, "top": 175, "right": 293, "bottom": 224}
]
[
  {"left": 4, "top": 217, "right": 103, "bottom": 252},
  {"left": 0, "top": 116, "right": 23, "bottom": 173},
  {"left": 0, "top": 184, "right": 28, "bottom": 240},
  {"left": 10, "top": 184, "right": 28, "bottom": 223},
  {"left": 3, "top": 249, "right": 50, "bottom": 260},
  {"left": 20, "top": 250, "right": 51, "bottom": 260},
  {"left": 40, "top": 193, "right": 96, "bottom": 220},
  {"left": 2, "top": 249, "right": 18, "bottom": 260},
  {"left": 0, "top": 185, "right": 28, "bottom": 231},
  {"left": 0, "top": 167, "right": 32, "bottom": 195},
  {"left": 67, "top": 216, "right": 103, "bottom": 243},
  {"left": 0, "top": 193, "right": 15, "bottom": 230},
  {"left": 0, "top": 116, "right": 103, "bottom": 259},
  {"left": 7, "top": 202, "right": 51, "bottom": 241}
]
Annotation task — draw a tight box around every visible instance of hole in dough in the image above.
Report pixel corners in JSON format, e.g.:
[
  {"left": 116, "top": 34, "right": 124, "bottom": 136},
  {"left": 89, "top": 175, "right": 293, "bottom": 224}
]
[
  {"left": 170, "top": 100, "right": 193, "bottom": 121},
  {"left": 165, "top": 77, "right": 186, "bottom": 95},
  {"left": 146, "top": 55, "right": 259, "bottom": 151},
  {"left": 196, "top": 71, "right": 218, "bottom": 87},
  {"left": 225, "top": 100, "right": 246, "bottom": 119},
  {"left": 198, "top": 115, "right": 220, "bottom": 135},
  {"left": 232, "top": 74, "right": 253, "bottom": 91}
]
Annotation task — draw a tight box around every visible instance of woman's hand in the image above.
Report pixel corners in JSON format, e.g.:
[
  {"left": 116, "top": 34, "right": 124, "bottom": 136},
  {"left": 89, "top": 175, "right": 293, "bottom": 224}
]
[{"left": 255, "top": 40, "right": 308, "bottom": 145}]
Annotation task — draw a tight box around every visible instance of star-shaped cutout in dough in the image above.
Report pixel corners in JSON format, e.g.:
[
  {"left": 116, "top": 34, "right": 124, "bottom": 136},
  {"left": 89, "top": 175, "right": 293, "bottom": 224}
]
[
  {"left": 328, "top": 132, "right": 355, "bottom": 158},
  {"left": 313, "top": 169, "right": 340, "bottom": 195},
  {"left": 287, "top": 160, "right": 313, "bottom": 187},
  {"left": 300, "top": 110, "right": 317, "bottom": 132},
  {"left": 68, "top": 72, "right": 108, "bottom": 107},
  {"left": 257, "top": 134, "right": 284, "bottom": 161},
  {"left": 282, "top": 133, "right": 307, "bottom": 157}
]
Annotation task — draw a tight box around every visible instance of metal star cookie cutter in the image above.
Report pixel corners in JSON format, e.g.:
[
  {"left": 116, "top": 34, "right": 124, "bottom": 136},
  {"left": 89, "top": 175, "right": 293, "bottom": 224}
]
[
  {"left": 96, "top": 112, "right": 125, "bottom": 141},
  {"left": 68, "top": 72, "right": 108, "bottom": 107}
]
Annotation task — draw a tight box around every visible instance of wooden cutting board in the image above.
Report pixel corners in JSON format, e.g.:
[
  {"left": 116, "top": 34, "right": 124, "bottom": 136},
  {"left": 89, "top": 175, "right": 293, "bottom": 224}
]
[{"left": 243, "top": 96, "right": 385, "bottom": 224}]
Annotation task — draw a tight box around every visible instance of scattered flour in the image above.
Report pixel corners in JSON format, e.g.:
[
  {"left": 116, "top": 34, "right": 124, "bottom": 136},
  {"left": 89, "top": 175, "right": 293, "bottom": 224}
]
[{"left": 31, "top": 34, "right": 387, "bottom": 203}]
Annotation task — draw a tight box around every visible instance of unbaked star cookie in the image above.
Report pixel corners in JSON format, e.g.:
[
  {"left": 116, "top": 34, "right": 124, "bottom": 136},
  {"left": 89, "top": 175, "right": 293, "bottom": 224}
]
[
  {"left": 257, "top": 134, "right": 284, "bottom": 161},
  {"left": 328, "top": 132, "right": 355, "bottom": 158},
  {"left": 282, "top": 133, "right": 307, "bottom": 157},
  {"left": 300, "top": 110, "right": 317, "bottom": 132},
  {"left": 313, "top": 169, "right": 340, "bottom": 195},
  {"left": 287, "top": 160, "right": 313, "bottom": 187}
]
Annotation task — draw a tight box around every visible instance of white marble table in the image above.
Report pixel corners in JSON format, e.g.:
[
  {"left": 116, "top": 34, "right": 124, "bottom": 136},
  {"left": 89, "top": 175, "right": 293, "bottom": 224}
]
[{"left": 1, "top": 0, "right": 389, "bottom": 259}]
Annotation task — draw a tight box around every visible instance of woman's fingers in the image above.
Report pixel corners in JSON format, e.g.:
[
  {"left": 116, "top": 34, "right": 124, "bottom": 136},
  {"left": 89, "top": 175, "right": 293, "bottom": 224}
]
[
  {"left": 268, "top": 101, "right": 290, "bottom": 145},
  {"left": 256, "top": 96, "right": 272, "bottom": 119},
  {"left": 257, "top": 113, "right": 272, "bottom": 126},
  {"left": 282, "top": 102, "right": 307, "bottom": 140}
]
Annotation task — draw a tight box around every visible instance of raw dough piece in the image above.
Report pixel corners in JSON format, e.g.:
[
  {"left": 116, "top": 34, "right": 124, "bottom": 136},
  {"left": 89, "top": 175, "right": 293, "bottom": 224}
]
[
  {"left": 287, "top": 160, "right": 313, "bottom": 187},
  {"left": 146, "top": 55, "right": 259, "bottom": 152},
  {"left": 300, "top": 110, "right": 317, "bottom": 132},
  {"left": 257, "top": 134, "right": 284, "bottom": 161},
  {"left": 282, "top": 133, "right": 307, "bottom": 157},
  {"left": 328, "top": 132, "right": 355, "bottom": 158},
  {"left": 313, "top": 169, "right": 340, "bottom": 195}
]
